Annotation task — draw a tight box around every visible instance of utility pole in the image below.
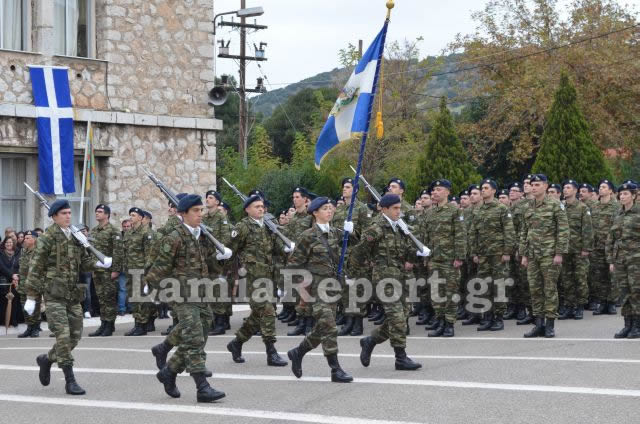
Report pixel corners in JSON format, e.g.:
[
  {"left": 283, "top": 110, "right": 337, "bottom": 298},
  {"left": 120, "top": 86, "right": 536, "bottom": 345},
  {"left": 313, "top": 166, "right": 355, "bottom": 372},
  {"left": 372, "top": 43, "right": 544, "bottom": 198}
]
[{"left": 239, "top": 0, "right": 247, "bottom": 167}]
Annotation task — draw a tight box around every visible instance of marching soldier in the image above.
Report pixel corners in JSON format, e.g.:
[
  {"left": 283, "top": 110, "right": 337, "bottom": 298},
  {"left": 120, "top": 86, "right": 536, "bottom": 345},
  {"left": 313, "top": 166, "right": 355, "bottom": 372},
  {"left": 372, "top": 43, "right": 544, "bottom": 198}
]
[
  {"left": 469, "top": 179, "right": 515, "bottom": 331},
  {"left": 226, "top": 195, "right": 289, "bottom": 367},
  {"left": 16, "top": 230, "right": 41, "bottom": 338},
  {"left": 350, "top": 194, "right": 426, "bottom": 371},
  {"left": 387, "top": 178, "right": 418, "bottom": 224},
  {"left": 146, "top": 194, "right": 226, "bottom": 403},
  {"left": 558, "top": 180, "right": 593, "bottom": 320},
  {"left": 25, "top": 200, "right": 111, "bottom": 395},
  {"left": 88, "top": 204, "right": 121, "bottom": 337},
  {"left": 287, "top": 196, "right": 353, "bottom": 382},
  {"left": 520, "top": 174, "right": 569, "bottom": 338},
  {"left": 607, "top": 182, "right": 640, "bottom": 338}
]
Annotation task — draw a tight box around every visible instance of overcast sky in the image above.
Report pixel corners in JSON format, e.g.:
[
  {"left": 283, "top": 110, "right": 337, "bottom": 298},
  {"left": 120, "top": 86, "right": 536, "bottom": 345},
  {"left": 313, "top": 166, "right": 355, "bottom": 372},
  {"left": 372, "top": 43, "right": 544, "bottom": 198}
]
[{"left": 213, "top": 0, "right": 639, "bottom": 95}]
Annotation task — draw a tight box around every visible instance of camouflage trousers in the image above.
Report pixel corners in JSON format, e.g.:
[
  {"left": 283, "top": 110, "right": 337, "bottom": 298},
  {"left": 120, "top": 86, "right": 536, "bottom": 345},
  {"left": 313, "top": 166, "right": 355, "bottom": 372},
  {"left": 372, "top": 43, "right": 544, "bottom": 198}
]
[
  {"left": 590, "top": 249, "right": 618, "bottom": 303},
  {"left": 371, "top": 282, "right": 407, "bottom": 348},
  {"left": 167, "top": 303, "right": 211, "bottom": 374},
  {"left": 458, "top": 259, "right": 477, "bottom": 312},
  {"left": 236, "top": 299, "right": 277, "bottom": 344},
  {"left": 512, "top": 257, "right": 531, "bottom": 307},
  {"left": 93, "top": 271, "right": 118, "bottom": 321},
  {"left": 45, "top": 300, "right": 83, "bottom": 368},
  {"left": 560, "top": 254, "right": 590, "bottom": 308},
  {"left": 210, "top": 276, "right": 233, "bottom": 316},
  {"left": 614, "top": 259, "right": 640, "bottom": 317},
  {"left": 126, "top": 274, "right": 156, "bottom": 325},
  {"left": 301, "top": 302, "right": 338, "bottom": 356},
  {"left": 428, "top": 260, "right": 460, "bottom": 324},
  {"left": 476, "top": 255, "right": 510, "bottom": 316},
  {"left": 340, "top": 279, "right": 368, "bottom": 317},
  {"left": 18, "top": 290, "right": 41, "bottom": 327},
  {"left": 527, "top": 254, "right": 561, "bottom": 319}
]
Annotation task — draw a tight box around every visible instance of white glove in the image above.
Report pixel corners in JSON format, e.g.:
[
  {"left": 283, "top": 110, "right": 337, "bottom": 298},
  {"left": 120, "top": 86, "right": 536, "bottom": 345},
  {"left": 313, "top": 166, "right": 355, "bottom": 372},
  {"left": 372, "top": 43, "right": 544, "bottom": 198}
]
[
  {"left": 216, "top": 247, "right": 233, "bottom": 261},
  {"left": 346, "top": 278, "right": 355, "bottom": 286},
  {"left": 24, "top": 298, "right": 36, "bottom": 315},
  {"left": 143, "top": 284, "right": 149, "bottom": 295},
  {"left": 343, "top": 221, "right": 354, "bottom": 233},
  {"left": 416, "top": 246, "right": 431, "bottom": 257},
  {"left": 95, "top": 257, "right": 112, "bottom": 269},
  {"left": 284, "top": 242, "right": 295, "bottom": 253}
]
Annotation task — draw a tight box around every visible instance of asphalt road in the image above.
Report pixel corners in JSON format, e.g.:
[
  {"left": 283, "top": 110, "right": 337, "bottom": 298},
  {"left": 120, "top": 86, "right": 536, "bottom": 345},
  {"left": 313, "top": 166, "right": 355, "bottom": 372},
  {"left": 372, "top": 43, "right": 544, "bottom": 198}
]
[{"left": 1, "top": 308, "right": 638, "bottom": 424}]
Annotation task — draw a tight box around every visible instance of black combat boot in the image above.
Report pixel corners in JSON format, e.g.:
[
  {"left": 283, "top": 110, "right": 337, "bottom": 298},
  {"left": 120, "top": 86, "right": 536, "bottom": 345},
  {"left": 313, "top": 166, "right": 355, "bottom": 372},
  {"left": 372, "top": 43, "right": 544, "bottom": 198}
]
[
  {"left": 544, "top": 318, "right": 555, "bottom": 338},
  {"left": 350, "top": 316, "right": 364, "bottom": 336},
  {"left": 146, "top": 318, "right": 156, "bottom": 332},
  {"left": 287, "top": 318, "right": 306, "bottom": 336},
  {"left": 373, "top": 312, "right": 386, "bottom": 326},
  {"left": 327, "top": 354, "right": 353, "bottom": 383},
  {"left": 338, "top": 316, "right": 354, "bottom": 336},
  {"left": 156, "top": 366, "right": 181, "bottom": 398},
  {"left": 266, "top": 342, "right": 287, "bottom": 366},
  {"left": 36, "top": 354, "right": 52, "bottom": 386},
  {"left": 30, "top": 324, "right": 41, "bottom": 338},
  {"left": 627, "top": 317, "right": 640, "bottom": 339},
  {"left": 284, "top": 310, "right": 298, "bottom": 324},
  {"left": 573, "top": 306, "right": 584, "bottom": 320},
  {"left": 523, "top": 317, "right": 545, "bottom": 338},
  {"left": 606, "top": 303, "right": 617, "bottom": 315},
  {"left": 490, "top": 315, "right": 504, "bottom": 331},
  {"left": 427, "top": 319, "right": 445, "bottom": 337},
  {"left": 18, "top": 325, "right": 33, "bottom": 338},
  {"left": 477, "top": 313, "right": 494, "bottom": 331},
  {"left": 517, "top": 309, "right": 534, "bottom": 325},
  {"left": 456, "top": 303, "right": 467, "bottom": 320},
  {"left": 425, "top": 316, "right": 442, "bottom": 331},
  {"left": 209, "top": 314, "right": 226, "bottom": 336},
  {"left": 394, "top": 347, "right": 422, "bottom": 371},
  {"left": 102, "top": 321, "right": 115, "bottom": 336},
  {"left": 586, "top": 300, "right": 598, "bottom": 311},
  {"left": 227, "top": 338, "right": 245, "bottom": 363},
  {"left": 462, "top": 314, "right": 481, "bottom": 326},
  {"left": 88, "top": 320, "right": 106, "bottom": 337},
  {"left": 614, "top": 316, "right": 632, "bottom": 339},
  {"left": 442, "top": 321, "right": 455, "bottom": 337},
  {"left": 151, "top": 340, "right": 174, "bottom": 369},
  {"left": 124, "top": 322, "right": 147, "bottom": 336},
  {"left": 287, "top": 340, "right": 312, "bottom": 378},
  {"left": 503, "top": 304, "right": 517, "bottom": 320},
  {"left": 304, "top": 317, "right": 315, "bottom": 335},
  {"left": 370, "top": 306, "right": 384, "bottom": 322},
  {"left": 62, "top": 366, "right": 86, "bottom": 395},
  {"left": 224, "top": 315, "right": 231, "bottom": 330},
  {"left": 593, "top": 302, "right": 607, "bottom": 315},
  {"left": 191, "top": 372, "right": 225, "bottom": 402},
  {"left": 558, "top": 306, "right": 572, "bottom": 320},
  {"left": 359, "top": 336, "right": 377, "bottom": 367},
  {"left": 335, "top": 311, "right": 346, "bottom": 326},
  {"left": 515, "top": 304, "right": 527, "bottom": 321},
  {"left": 408, "top": 303, "right": 420, "bottom": 317}
]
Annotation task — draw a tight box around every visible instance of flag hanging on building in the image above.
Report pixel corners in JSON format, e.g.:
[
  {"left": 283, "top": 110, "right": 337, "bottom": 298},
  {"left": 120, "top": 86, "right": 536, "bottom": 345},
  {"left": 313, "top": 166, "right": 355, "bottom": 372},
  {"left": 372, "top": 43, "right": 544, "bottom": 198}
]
[
  {"left": 84, "top": 124, "right": 96, "bottom": 192},
  {"left": 314, "top": 22, "right": 389, "bottom": 168},
  {"left": 29, "top": 66, "right": 75, "bottom": 194}
]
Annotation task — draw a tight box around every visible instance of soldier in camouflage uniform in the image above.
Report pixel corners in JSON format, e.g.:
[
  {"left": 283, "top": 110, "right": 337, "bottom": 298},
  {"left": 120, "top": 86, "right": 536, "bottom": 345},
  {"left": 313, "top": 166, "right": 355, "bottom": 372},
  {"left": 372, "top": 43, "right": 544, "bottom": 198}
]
[
  {"left": 146, "top": 194, "right": 226, "bottom": 403},
  {"left": 16, "top": 230, "right": 41, "bottom": 338},
  {"left": 413, "top": 188, "right": 435, "bottom": 325},
  {"left": 469, "top": 179, "right": 515, "bottom": 331},
  {"left": 350, "top": 194, "right": 425, "bottom": 371},
  {"left": 117, "top": 207, "right": 154, "bottom": 336},
  {"left": 513, "top": 176, "right": 536, "bottom": 325},
  {"left": 607, "top": 182, "right": 640, "bottom": 338},
  {"left": 332, "top": 177, "right": 370, "bottom": 336},
  {"left": 591, "top": 179, "right": 621, "bottom": 315},
  {"left": 558, "top": 180, "right": 593, "bottom": 320},
  {"left": 417, "top": 180, "right": 466, "bottom": 337},
  {"left": 226, "top": 195, "right": 289, "bottom": 367},
  {"left": 579, "top": 183, "right": 598, "bottom": 212},
  {"left": 387, "top": 177, "right": 418, "bottom": 225},
  {"left": 461, "top": 184, "right": 483, "bottom": 325},
  {"left": 286, "top": 197, "right": 353, "bottom": 382},
  {"left": 88, "top": 204, "right": 121, "bottom": 337},
  {"left": 520, "top": 174, "right": 569, "bottom": 338},
  {"left": 25, "top": 200, "right": 111, "bottom": 395}
]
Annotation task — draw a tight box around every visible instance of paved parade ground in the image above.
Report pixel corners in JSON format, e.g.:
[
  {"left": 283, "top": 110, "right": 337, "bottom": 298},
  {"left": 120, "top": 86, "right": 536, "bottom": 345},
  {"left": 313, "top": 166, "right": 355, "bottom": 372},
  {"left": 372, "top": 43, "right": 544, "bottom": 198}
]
[{"left": 1, "top": 308, "right": 638, "bottom": 424}]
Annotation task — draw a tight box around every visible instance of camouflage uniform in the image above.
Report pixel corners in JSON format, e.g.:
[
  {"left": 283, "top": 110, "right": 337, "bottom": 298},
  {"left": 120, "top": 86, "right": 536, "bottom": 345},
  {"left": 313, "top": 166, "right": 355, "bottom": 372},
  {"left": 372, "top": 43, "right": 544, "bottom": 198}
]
[
  {"left": 560, "top": 199, "right": 593, "bottom": 308},
  {"left": 24, "top": 224, "right": 95, "bottom": 368},
  {"left": 17, "top": 246, "right": 41, "bottom": 328},
  {"left": 520, "top": 196, "right": 570, "bottom": 319},
  {"left": 591, "top": 199, "right": 620, "bottom": 305},
  {"left": 146, "top": 224, "right": 214, "bottom": 374},
  {"left": 203, "top": 210, "right": 233, "bottom": 317},
  {"left": 348, "top": 214, "right": 414, "bottom": 348},
  {"left": 89, "top": 222, "right": 121, "bottom": 322},
  {"left": 287, "top": 224, "right": 344, "bottom": 355},
  {"left": 401, "top": 200, "right": 418, "bottom": 227},
  {"left": 418, "top": 202, "right": 466, "bottom": 324},
  {"left": 285, "top": 212, "right": 314, "bottom": 318},
  {"left": 459, "top": 206, "right": 476, "bottom": 311},
  {"left": 469, "top": 199, "right": 515, "bottom": 317},
  {"left": 510, "top": 199, "right": 532, "bottom": 309}
]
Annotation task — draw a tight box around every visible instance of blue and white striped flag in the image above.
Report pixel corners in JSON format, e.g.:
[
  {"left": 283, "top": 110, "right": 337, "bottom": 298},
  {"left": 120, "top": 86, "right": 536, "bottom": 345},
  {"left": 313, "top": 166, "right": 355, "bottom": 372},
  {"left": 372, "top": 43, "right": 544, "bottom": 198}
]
[
  {"left": 315, "top": 22, "right": 388, "bottom": 168},
  {"left": 29, "top": 66, "right": 75, "bottom": 194}
]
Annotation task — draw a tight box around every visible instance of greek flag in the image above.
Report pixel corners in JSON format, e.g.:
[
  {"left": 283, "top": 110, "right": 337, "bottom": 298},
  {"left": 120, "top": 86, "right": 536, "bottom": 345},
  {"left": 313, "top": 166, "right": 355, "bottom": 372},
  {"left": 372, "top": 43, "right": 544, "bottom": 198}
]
[
  {"left": 29, "top": 66, "right": 75, "bottom": 194},
  {"left": 315, "top": 22, "right": 388, "bottom": 168}
]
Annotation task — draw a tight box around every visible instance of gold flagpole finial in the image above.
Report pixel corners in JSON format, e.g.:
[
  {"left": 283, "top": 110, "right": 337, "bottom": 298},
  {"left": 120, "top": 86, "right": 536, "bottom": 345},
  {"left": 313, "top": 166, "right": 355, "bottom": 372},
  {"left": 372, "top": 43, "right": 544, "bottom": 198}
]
[{"left": 386, "top": 0, "right": 394, "bottom": 18}]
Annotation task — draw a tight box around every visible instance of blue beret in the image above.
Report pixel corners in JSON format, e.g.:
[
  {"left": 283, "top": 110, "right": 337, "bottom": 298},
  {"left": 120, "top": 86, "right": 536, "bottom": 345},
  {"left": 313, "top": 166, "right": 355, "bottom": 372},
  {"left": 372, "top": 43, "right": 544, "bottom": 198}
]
[
  {"left": 143, "top": 210, "right": 153, "bottom": 219},
  {"left": 308, "top": 196, "right": 331, "bottom": 213},
  {"left": 129, "top": 207, "right": 144, "bottom": 216},
  {"left": 379, "top": 194, "right": 401, "bottom": 208},
  {"left": 24, "top": 230, "right": 38, "bottom": 238},
  {"left": 523, "top": 173, "right": 535, "bottom": 182},
  {"left": 509, "top": 182, "right": 523, "bottom": 192},
  {"left": 482, "top": 179, "right": 498, "bottom": 190},
  {"left": 531, "top": 174, "right": 548, "bottom": 183},
  {"left": 548, "top": 183, "right": 562, "bottom": 192},
  {"left": 49, "top": 199, "right": 71, "bottom": 217},
  {"left": 498, "top": 189, "right": 509, "bottom": 196},
  {"left": 387, "top": 178, "right": 405, "bottom": 190},
  {"left": 459, "top": 190, "right": 470, "bottom": 197},
  {"left": 420, "top": 188, "right": 431, "bottom": 196},
  {"left": 169, "top": 193, "right": 188, "bottom": 208},
  {"left": 243, "top": 194, "right": 263, "bottom": 209},
  {"left": 562, "top": 179, "right": 579, "bottom": 189},
  {"left": 599, "top": 179, "right": 615, "bottom": 191},
  {"left": 292, "top": 187, "right": 311, "bottom": 198},
  {"left": 432, "top": 179, "right": 452, "bottom": 190},
  {"left": 618, "top": 182, "right": 637, "bottom": 192},
  {"left": 449, "top": 196, "right": 459, "bottom": 203},
  {"left": 177, "top": 194, "right": 203, "bottom": 213},
  {"left": 95, "top": 204, "right": 111, "bottom": 215},
  {"left": 248, "top": 189, "right": 265, "bottom": 199},
  {"left": 580, "top": 183, "right": 595, "bottom": 192},
  {"left": 468, "top": 184, "right": 481, "bottom": 192},
  {"left": 205, "top": 190, "right": 221, "bottom": 202},
  {"left": 341, "top": 177, "right": 354, "bottom": 187}
]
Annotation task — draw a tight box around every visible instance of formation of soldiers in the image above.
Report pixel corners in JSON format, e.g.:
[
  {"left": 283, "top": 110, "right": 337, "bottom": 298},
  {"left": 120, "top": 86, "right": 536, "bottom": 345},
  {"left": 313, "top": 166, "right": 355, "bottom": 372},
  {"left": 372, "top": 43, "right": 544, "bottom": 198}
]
[{"left": 14, "top": 171, "right": 640, "bottom": 403}]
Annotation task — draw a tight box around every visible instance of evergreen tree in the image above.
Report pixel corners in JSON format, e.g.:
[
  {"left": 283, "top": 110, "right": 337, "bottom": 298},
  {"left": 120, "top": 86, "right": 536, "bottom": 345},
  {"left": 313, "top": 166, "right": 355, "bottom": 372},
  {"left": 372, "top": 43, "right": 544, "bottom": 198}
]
[
  {"left": 417, "top": 97, "right": 481, "bottom": 194},
  {"left": 532, "top": 73, "right": 613, "bottom": 184},
  {"left": 248, "top": 125, "right": 280, "bottom": 170}
]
